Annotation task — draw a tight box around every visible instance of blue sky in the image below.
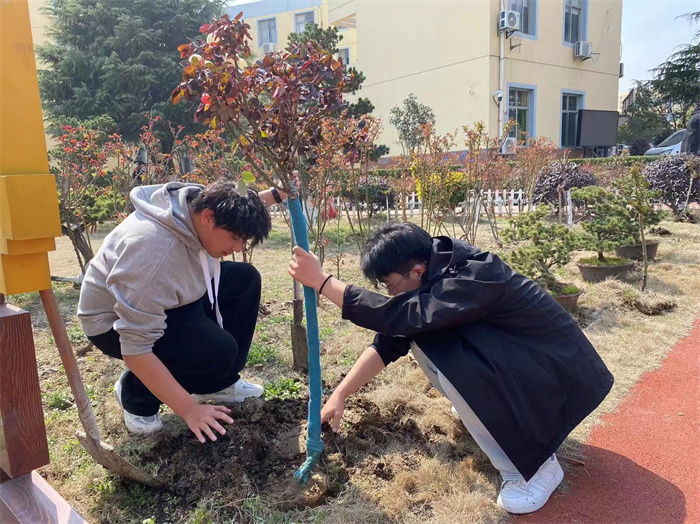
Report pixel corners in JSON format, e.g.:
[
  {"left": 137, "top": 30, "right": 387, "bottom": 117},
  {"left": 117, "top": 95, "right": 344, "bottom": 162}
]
[{"left": 621, "top": 0, "right": 699, "bottom": 93}]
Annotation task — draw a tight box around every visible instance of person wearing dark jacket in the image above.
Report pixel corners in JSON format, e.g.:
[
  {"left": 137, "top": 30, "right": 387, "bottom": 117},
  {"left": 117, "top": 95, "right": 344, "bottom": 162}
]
[
  {"left": 289, "top": 222, "right": 614, "bottom": 515},
  {"left": 681, "top": 107, "right": 700, "bottom": 154}
]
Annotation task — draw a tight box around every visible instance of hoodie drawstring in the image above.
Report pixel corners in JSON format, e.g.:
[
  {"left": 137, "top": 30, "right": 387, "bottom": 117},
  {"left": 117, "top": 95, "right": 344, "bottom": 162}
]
[{"left": 199, "top": 250, "right": 223, "bottom": 328}]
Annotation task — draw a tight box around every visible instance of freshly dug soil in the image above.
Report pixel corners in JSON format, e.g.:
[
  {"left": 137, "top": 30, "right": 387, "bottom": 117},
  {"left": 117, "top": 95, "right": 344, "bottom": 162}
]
[
  {"left": 622, "top": 296, "right": 677, "bottom": 316},
  {"left": 114, "top": 394, "right": 472, "bottom": 522}
]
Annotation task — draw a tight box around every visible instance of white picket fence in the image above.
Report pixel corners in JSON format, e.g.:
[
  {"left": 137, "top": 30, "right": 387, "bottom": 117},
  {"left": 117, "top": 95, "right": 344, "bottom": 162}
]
[
  {"left": 270, "top": 189, "right": 529, "bottom": 220},
  {"left": 270, "top": 189, "right": 666, "bottom": 225}
]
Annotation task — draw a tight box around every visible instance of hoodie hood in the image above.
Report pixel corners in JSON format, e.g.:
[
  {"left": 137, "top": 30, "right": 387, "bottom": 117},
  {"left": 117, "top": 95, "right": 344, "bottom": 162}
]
[
  {"left": 424, "top": 236, "right": 483, "bottom": 284},
  {"left": 78, "top": 182, "right": 224, "bottom": 355},
  {"left": 130, "top": 182, "right": 204, "bottom": 252}
]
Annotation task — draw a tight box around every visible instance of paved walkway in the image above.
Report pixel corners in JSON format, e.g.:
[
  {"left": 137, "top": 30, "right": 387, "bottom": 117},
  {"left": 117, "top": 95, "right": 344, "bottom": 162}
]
[{"left": 517, "top": 317, "right": 700, "bottom": 524}]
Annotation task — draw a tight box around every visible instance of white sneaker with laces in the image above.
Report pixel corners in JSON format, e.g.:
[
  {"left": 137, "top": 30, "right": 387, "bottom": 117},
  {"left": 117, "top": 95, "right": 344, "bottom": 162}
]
[
  {"left": 113, "top": 372, "right": 163, "bottom": 434},
  {"left": 192, "top": 379, "right": 264, "bottom": 403},
  {"left": 496, "top": 454, "right": 564, "bottom": 514}
]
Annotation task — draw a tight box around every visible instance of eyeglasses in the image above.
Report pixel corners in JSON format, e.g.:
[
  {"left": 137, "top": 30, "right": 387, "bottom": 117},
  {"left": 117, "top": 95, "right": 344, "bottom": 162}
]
[{"left": 378, "top": 266, "right": 416, "bottom": 295}]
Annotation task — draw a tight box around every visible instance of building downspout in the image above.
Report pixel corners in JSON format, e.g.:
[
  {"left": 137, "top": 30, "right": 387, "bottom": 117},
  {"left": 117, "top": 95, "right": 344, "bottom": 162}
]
[{"left": 498, "top": 0, "right": 506, "bottom": 141}]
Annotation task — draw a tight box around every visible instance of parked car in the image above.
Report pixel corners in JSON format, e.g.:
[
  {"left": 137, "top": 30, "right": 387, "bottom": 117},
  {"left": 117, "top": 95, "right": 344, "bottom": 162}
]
[{"left": 644, "top": 130, "right": 685, "bottom": 156}]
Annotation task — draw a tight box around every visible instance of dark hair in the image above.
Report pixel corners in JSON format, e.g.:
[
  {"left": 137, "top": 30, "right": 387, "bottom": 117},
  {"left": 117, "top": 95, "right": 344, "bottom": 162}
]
[
  {"left": 360, "top": 222, "right": 432, "bottom": 285},
  {"left": 190, "top": 180, "right": 272, "bottom": 247}
]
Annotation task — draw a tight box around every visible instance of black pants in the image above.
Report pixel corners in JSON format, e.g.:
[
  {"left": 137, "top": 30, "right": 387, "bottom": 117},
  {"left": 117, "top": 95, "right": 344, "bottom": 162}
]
[{"left": 88, "top": 262, "right": 261, "bottom": 416}]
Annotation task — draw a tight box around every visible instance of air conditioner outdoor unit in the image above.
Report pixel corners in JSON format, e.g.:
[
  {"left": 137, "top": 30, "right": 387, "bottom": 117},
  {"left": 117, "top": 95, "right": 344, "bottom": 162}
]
[
  {"left": 574, "top": 41, "right": 593, "bottom": 60},
  {"left": 262, "top": 42, "right": 276, "bottom": 54},
  {"left": 499, "top": 10, "right": 521, "bottom": 33},
  {"left": 501, "top": 137, "right": 517, "bottom": 154}
]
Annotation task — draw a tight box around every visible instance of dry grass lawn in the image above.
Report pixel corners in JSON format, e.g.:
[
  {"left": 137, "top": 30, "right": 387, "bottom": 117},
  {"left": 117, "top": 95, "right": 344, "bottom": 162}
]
[{"left": 7, "top": 216, "right": 700, "bottom": 524}]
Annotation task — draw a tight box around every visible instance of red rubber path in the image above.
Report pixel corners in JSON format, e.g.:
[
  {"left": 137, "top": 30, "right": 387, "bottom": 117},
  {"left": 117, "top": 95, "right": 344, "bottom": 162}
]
[{"left": 517, "top": 317, "right": 700, "bottom": 524}]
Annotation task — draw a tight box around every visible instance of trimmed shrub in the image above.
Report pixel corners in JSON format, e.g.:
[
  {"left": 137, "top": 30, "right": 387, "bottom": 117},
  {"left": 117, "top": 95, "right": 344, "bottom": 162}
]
[
  {"left": 643, "top": 154, "right": 700, "bottom": 214},
  {"left": 533, "top": 162, "right": 597, "bottom": 205}
]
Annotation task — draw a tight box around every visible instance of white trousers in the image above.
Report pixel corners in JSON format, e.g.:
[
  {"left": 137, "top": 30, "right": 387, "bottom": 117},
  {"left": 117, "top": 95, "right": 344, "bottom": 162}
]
[{"left": 411, "top": 343, "right": 524, "bottom": 482}]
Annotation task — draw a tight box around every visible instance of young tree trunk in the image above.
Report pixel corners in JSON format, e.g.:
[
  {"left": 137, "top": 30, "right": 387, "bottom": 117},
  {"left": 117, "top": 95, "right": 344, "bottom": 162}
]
[
  {"left": 558, "top": 189, "right": 564, "bottom": 223},
  {"left": 291, "top": 293, "right": 309, "bottom": 372},
  {"left": 289, "top": 226, "right": 309, "bottom": 371},
  {"left": 640, "top": 216, "right": 648, "bottom": 292},
  {"left": 64, "top": 219, "right": 93, "bottom": 274},
  {"left": 682, "top": 170, "right": 698, "bottom": 215}
]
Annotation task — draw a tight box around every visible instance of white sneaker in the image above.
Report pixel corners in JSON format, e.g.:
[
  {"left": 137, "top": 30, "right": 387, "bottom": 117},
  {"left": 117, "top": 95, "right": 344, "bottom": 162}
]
[
  {"left": 113, "top": 372, "right": 163, "bottom": 434},
  {"left": 192, "top": 379, "right": 264, "bottom": 403},
  {"left": 496, "top": 455, "right": 564, "bottom": 514}
]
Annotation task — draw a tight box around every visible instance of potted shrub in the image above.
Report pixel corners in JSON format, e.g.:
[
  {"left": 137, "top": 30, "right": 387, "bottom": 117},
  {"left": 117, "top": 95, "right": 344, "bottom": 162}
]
[
  {"left": 613, "top": 166, "right": 665, "bottom": 263},
  {"left": 570, "top": 186, "right": 636, "bottom": 283},
  {"left": 503, "top": 206, "right": 583, "bottom": 310},
  {"left": 614, "top": 166, "right": 665, "bottom": 291}
]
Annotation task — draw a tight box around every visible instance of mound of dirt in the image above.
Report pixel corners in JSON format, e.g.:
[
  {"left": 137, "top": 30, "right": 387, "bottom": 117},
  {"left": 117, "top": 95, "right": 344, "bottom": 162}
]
[
  {"left": 623, "top": 297, "right": 677, "bottom": 316},
  {"left": 649, "top": 226, "right": 672, "bottom": 237},
  {"left": 118, "top": 393, "right": 475, "bottom": 520},
  {"left": 131, "top": 397, "right": 324, "bottom": 510}
]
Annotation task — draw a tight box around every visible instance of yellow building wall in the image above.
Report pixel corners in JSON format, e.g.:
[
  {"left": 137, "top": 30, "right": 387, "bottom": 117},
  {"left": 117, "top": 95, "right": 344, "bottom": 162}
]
[
  {"left": 331, "top": 0, "right": 622, "bottom": 151},
  {"left": 497, "top": 0, "right": 623, "bottom": 145},
  {"left": 349, "top": 0, "right": 494, "bottom": 150},
  {"left": 239, "top": 4, "right": 358, "bottom": 66},
  {"left": 28, "top": 0, "right": 50, "bottom": 46}
]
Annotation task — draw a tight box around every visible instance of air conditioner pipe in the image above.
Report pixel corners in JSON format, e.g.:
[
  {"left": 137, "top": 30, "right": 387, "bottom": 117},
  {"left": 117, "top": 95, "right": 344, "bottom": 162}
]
[{"left": 499, "top": 0, "right": 506, "bottom": 142}]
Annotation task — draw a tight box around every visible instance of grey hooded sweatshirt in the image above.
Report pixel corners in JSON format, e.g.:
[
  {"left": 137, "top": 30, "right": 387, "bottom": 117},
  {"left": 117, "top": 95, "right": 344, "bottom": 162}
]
[{"left": 78, "top": 182, "right": 220, "bottom": 356}]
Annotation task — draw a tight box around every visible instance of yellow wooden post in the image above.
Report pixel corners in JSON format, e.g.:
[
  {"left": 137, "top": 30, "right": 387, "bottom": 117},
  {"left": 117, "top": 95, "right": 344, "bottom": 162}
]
[{"left": 0, "top": 0, "right": 62, "bottom": 295}]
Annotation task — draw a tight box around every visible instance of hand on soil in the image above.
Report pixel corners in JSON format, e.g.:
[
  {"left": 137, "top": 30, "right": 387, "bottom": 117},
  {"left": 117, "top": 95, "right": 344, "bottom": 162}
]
[
  {"left": 321, "top": 395, "right": 345, "bottom": 433},
  {"left": 289, "top": 246, "right": 325, "bottom": 290},
  {"left": 182, "top": 404, "right": 233, "bottom": 443}
]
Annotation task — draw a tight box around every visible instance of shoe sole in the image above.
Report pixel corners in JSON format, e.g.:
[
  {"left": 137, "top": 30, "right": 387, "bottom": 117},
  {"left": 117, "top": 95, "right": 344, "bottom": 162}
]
[
  {"left": 191, "top": 393, "right": 263, "bottom": 403},
  {"left": 498, "top": 464, "right": 564, "bottom": 514}
]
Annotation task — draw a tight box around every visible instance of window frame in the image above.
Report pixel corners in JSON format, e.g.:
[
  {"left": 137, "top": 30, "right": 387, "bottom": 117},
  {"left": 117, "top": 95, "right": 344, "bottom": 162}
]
[
  {"left": 560, "top": 89, "right": 586, "bottom": 148},
  {"left": 509, "top": 0, "right": 538, "bottom": 40},
  {"left": 507, "top": 83, "right": 537, "bottom": 141},
  {"left": 337, "top": 47, "right": 350, "bottom": 66},
  {"left": 562, "top": 0, "right": 588, "bottom": 47},
  {"left": 257, "top": 17, "right": 278, "bottom": 46},
  {"left": 294, "top": 11, "right": 315, "bottom": 34}
]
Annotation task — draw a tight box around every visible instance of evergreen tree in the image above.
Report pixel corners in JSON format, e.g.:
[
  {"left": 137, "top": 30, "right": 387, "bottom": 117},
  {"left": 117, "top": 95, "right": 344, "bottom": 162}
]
[{"left": 37, "top": 0, "right": 223, "bottom": 146}]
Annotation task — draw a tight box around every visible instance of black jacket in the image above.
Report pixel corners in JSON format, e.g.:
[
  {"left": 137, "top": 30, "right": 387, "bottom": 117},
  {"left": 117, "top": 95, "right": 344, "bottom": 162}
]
[
  {"left": 681, "top": 108, "right": 700, "bottom": 154},
  {"left": 342, "top": 237, "right": 614, "bottom": 481}
]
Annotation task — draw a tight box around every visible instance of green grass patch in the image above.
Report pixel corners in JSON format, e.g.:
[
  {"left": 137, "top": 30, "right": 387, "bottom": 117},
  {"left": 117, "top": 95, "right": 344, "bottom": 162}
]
[
  {"left": 263, "top": 378, "right": 303, "bottom": 401},
  {"left": 67, "top": 325, "right": 88, "bottom": 345},
  {"left": 44, "top": 390, "right": 73, "bottom": 410},
  {"left": 548, "top": 284, "right": 581, "bottom": 297},
  {"left": 247, "top": 342, "right": 279, "bottom": 366},
  {"left": 319, "top": 326, "right": 335, "bottom": 341},
  {"left": 561, "top": 284, "right": 581, "bottom": 295}
]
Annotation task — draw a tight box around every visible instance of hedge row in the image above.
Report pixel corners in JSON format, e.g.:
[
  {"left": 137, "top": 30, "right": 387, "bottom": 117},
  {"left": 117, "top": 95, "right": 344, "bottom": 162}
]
[
  {"left": 366, "top": 155, "right": 665, "bottom": 177},
  {"left": 567, "top": 155, "right": 663, "bottom": 165}
]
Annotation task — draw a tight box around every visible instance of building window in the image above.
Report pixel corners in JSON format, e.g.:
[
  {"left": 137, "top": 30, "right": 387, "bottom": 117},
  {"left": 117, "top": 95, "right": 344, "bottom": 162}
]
[
  {"left": 510, "top": 0, "right": 536, "bottom": 36},
  {"left": 564, "top": 0, "right": 584, "bottom": 44},
  {"left": 508, "top": 88, "right": 533, "bottom": 140},
  {"left": 295, "top": 11, "right": 314, "bottom": 34},
  {"left": 337, "top": 47, "right": 350, "bottom": 66},
  {"left": 561, "top": 93, "right": 582, "bottom": 147},
  {"left": 258, "top": 18, "right": 277, "bottom": 46}
]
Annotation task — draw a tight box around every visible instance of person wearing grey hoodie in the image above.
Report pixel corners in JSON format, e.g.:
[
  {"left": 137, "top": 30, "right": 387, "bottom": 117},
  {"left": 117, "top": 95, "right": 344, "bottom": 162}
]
[{"left": 78, "top": 179, "right": 286, "bottom": 443}]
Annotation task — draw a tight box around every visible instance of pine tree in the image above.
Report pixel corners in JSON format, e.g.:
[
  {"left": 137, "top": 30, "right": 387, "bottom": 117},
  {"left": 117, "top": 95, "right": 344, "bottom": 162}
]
[{"left": 37, "top": 0, "right": 223, "bottom": 146}]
